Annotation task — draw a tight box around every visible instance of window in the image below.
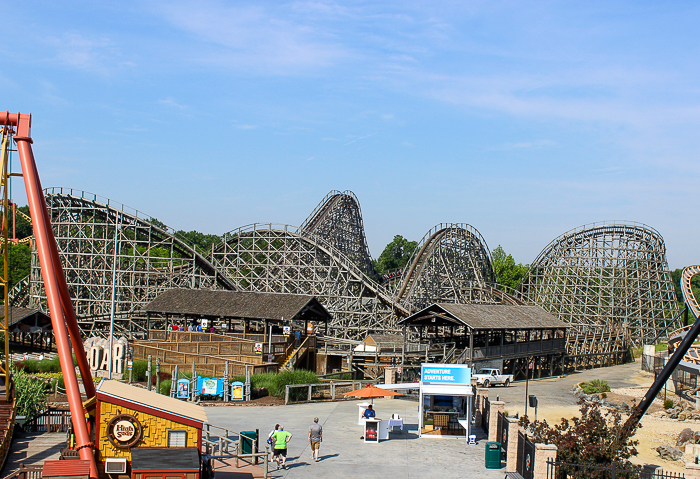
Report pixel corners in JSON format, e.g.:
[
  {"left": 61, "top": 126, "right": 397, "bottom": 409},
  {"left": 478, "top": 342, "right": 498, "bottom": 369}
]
[{"left": 167, "top": 430, "right": 187, "bottom": 447}]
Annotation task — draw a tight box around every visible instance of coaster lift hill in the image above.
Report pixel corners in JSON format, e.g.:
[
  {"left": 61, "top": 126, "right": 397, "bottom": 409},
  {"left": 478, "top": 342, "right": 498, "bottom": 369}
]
[{"left": 0, "top": 111, "right": 98, "bottom": 478}]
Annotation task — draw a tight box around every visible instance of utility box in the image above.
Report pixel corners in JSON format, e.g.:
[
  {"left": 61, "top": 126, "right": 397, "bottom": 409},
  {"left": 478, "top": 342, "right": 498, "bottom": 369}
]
[{"left": 485, "top": 442, "right": 502, "bottom": 469}]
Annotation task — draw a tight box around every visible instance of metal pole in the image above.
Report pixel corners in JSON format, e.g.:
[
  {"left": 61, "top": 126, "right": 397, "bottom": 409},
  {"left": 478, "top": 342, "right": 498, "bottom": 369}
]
[
  {"left": 108, "top": 213, "right": 120, "bottom": 380},
  {"left": 524, "top": 358, "right": 530, "bottom": 419},
  {"left": 147, "top": 355, "right": 152, "bottom": 391},
  {"left": 155, "top": 358, "right": 161, "bottom": 394}
]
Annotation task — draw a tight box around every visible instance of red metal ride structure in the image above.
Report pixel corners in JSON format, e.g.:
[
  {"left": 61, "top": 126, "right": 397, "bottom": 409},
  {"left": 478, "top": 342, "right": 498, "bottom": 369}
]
[{"left": 1, "top": 112, "right": 98, "bottom": 478}]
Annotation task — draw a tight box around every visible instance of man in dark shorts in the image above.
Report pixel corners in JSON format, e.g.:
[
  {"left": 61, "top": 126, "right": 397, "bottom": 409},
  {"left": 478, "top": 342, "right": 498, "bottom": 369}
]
[
  {"left": 308, "top": 417, "right": 323, "bottom": 462},
  {"left": 272, "top": 425, "right": 292, "bottom": 470}
]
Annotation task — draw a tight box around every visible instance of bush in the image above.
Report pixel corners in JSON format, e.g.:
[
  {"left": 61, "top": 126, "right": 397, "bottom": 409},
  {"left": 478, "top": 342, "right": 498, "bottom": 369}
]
[
  {"left": 14, "top": 369, "right": 47, "bottom": 420},
  {"left": 663, "top": 399, "right": 674, "bottom": 409},
  {"left": 520, "top": 399, "right": 640, "bottom": 469},
  {"left": 228, "top": 370, "right": 320, "bottom": 399},
  {"left": 581, "top": 379, "right": 611, "bottom": 395},
  {"left": 160, "top": 379, "right": 172, "bottom": 396},
  {"left": 132, "top": 360, "right": 148, "bottom": 382},
  {"left": 37, "top": 357, "right": 62, "bottom": 373},
  {"left": 22, "top": 359, "right": 39, "bottom": 373},
  {"left": 151, "top": 371, "right": 172, "bottom": 385},
  {"left": 601, "top": 392, "right": 607, "bottom": 399}
]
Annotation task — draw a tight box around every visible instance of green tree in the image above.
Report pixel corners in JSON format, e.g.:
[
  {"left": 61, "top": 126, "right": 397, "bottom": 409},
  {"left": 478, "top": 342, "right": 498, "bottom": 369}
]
[
  {"left": 671, "top": 268, "right": 700, "bottom": 306},
  {"left": 491, "top": 245, "right": 528, "bottom": 290},
  {"left": 374, "top": 235, "right": 418, "bottom": 274},
  {"left": 175, "top": 230, "right": 222, "bottom": 254},
  {"left": 14, "top": 206, "right": 33, "bottom": 239},
  {"left": 0, "top": 243, "right": 31, "bottom": 289}
]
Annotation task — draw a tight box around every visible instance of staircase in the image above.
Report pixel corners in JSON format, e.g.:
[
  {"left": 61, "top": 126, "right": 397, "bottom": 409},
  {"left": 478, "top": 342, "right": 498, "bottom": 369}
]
[{"left": 280, "top": 336, "right": 315, "bottom": 372}]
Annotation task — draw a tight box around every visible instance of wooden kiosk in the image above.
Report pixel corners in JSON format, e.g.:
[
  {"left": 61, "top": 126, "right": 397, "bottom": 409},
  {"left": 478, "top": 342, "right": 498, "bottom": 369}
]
[{"left": 87, "top": 380, "right": 208, "bottom": 478}]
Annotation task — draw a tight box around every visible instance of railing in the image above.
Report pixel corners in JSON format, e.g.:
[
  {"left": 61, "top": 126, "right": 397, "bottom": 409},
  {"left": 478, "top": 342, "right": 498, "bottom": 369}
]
[
  {"left": 546, "top": 459, "right": 684, "bottom": 479},
  {"left": 1, "top": 465, "right": 43, "bottom": 479},
  {"left": 642, "top": 353, "right": 666, "bottom": 378},
  {"left": 202, "top": 424, "right": 272, "bottom": 478},
  {"left": 285, "top": 380, "right": 378, "bottom": 405},
  {"left": 284, "top": 336, "right": 316, "bottom": 369},
  {"left": 22, "top": 407, "right": 71, "bottom": 433}
]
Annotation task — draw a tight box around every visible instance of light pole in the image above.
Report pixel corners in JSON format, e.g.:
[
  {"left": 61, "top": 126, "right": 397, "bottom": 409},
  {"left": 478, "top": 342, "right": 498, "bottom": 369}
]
[{"left": 108, "top": 213, "right": 121, "bottom": 380}]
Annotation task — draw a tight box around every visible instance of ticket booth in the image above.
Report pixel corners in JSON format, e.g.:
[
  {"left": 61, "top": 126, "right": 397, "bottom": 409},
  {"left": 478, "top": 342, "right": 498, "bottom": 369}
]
[
  {"left": 90, "top": 380, "right": 208, "bottom": 478},
  {"left": 419, "top": 363, "right": 472, "bottom": 439}
]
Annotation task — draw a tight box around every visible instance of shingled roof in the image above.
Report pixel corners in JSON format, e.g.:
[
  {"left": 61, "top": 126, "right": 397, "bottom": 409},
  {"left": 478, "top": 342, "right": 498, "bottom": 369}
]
[
  {"left": 144, "top": 289, "right": 331, "bottom": 321},
  {"left": 0, "top": 307, "right": 52, "bottom": 332},
  {"left": 399, "top": 303, "right": 568, "bottom": 330}
]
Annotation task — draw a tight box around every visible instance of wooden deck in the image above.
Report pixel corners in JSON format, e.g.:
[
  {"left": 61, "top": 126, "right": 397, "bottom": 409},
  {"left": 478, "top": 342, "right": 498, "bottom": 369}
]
[{"left": 0, "top": 432, "right": 63, "bottom": 476}]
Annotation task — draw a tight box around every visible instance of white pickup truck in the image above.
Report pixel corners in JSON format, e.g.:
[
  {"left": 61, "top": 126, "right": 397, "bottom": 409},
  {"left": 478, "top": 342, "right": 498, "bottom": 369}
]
[{"left": 473, "top": 368, "right": 513, "bottom": 388}]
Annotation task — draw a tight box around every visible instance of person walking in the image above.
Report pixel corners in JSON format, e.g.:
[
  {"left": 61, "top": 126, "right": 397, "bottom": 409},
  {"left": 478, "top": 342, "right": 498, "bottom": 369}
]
[
  {"left": 308, "top": 417, "right": 323, "bottom": 462},
  {"left": 267, "top": 424, "right": 280, "bottom": 462},
  {"left": 272, "top": 425, "right": 292, "bottom": 470}
]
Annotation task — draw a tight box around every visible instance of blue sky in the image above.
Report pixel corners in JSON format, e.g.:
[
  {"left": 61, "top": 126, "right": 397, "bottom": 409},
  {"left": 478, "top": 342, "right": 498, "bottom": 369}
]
[{"left": 2, "top": 1, "right": 699, "bottom": 269}]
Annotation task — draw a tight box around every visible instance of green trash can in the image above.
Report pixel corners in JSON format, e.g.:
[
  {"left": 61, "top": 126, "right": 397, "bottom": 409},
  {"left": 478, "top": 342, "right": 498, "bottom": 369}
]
[
  {"left": 240, "top": 430, "right": 257, "bottom": 456},
  {"left": 485, "top": 441, "right": 501, "bottom": 469}
]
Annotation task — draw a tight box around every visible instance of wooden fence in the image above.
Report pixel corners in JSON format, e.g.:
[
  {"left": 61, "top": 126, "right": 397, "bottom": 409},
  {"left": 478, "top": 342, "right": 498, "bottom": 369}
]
[
  {"left": 284, "top": 380, "right": 378, "bottom": 404},
  {"left": 23, "top": 407, "right": 71, "bottom": 433}
]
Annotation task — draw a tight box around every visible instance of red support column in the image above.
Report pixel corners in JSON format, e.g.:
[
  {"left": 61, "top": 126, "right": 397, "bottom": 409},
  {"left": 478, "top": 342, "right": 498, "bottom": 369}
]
[{"left": 7, "top": 111, "right": 97, "bottom": 478}]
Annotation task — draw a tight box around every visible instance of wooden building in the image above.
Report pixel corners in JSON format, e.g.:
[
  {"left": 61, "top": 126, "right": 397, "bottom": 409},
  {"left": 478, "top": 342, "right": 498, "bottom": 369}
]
[
  {"left": 144, "top": 289, "right": 332, "bottom": 338},
  {"left": 400, "top": 303, "right": 569, "bottom": 379},
  {"left": 88, "top": 379, "right": 208, "bottom": 478}
]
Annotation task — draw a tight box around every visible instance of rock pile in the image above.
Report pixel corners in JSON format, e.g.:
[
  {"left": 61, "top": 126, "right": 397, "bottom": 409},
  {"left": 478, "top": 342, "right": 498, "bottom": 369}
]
[
  {"left": 655, "top": 428, "right": 700, "bottom": 462},
  {"left": 659, "top": 402, "right": 700, "bottom": 421},
  {"left": 572, "top": 389, "right": 631, "bottom": 413}
]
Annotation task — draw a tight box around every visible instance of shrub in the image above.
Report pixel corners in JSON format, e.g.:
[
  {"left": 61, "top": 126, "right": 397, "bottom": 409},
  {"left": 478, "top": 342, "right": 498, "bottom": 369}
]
[
  {"left": 601, "top": 392, "right": 607, "bottom": 399},
  {"left": 663, "top": 399, "right": 674, "bottom": 409},
  {"left": 229, "top": 370, "right": 320, "bottom": 399},
  {"left": 160, "top": 379, "right": 172, "bottom": 396},
  {"left": 37, "top": 357, "right": 62, "bottom": 373},
  {"left": 22, "top": 359, "right": 39, "bottom": 373},
  {"left": 581, "top": 379, "right": 611, "bottom": 395},
  {"left": 14, "top": 368, "right": 48, "bottom": 420},
  {"left": 151, "top": 371, "right": 172, "bottom": 385},
  {"left": 132, "top": 360, "right": 148, "bottom": 382},
  {"left": 520, "top": 398, "right": 640, "bottom": 469}
]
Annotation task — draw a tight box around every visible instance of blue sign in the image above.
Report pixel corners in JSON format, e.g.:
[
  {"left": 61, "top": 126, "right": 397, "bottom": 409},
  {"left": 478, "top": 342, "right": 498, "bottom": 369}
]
[
  {"left": 176, "top": 379, "right": 190, "bottom": 399},
  {"left": 421, "top": 363, "right": 471, "bottom": 385}
]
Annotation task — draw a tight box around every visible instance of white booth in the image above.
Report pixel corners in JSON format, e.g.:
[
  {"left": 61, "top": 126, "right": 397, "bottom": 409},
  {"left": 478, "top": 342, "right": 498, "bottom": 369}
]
[{"left": 419, "top": 363, "right": 472, "bottom": 439}]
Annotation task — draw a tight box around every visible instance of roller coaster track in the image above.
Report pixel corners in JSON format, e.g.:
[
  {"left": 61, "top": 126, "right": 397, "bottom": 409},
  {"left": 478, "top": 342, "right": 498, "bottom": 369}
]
[
  {"left": 210, "top": 223, "right": 408, "bottom": 338},
  {"left": 681, "top": 265, "right": 700, "bottom": 320},
  {"left": 668, "top": 266, "right": 700, "bottom": 362},
  {"left": 27, "top": 188, "right": 234, "bottom": 323},
  {"left": 518, "top": 221, "right": 679, "bottom": 347},
  {"left": 299, "top": 190, "right": 375, "bottom": 277},
  {"left": 395, "top": 223, "right": 496, "bottom": 309}
]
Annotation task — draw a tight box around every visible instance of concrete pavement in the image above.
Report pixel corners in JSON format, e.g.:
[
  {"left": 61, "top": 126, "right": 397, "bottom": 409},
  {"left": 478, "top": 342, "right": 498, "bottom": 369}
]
[{"left": 205, "top": 398, "right": 504, "bottom": 479}]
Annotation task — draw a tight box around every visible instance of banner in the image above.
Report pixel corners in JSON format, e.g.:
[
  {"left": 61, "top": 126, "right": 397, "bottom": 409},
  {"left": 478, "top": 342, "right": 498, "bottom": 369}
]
[{"left": 421, "top": 363, "right": 471, "bottom": 385}]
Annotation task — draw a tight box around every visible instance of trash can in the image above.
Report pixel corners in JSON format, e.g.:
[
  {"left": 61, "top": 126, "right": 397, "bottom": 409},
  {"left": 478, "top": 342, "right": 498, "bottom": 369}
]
[
  {"left": 240, "top": 431, "right": 257, "bottom": 456},
  {"left": 485, "top": 442, "right": 501, "bottom": 469}
]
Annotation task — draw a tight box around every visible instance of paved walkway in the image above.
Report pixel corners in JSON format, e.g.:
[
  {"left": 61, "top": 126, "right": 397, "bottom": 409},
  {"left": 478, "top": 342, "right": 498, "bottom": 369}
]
[
  {"left": 1, "top": 432, "right": 63, "bottom": 475},
  {"left": 205, "top": 398, "right": 504, "bottom": 479}
]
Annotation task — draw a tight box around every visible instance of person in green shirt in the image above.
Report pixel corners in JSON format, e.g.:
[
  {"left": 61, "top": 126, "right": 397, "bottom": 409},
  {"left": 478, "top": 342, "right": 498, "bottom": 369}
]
[{"left": 272, "top": 425, "right": 292, "bottom": 470}]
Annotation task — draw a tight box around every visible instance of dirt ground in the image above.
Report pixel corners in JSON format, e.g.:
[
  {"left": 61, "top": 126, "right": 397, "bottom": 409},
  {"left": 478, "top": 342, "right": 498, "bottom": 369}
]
[{"left": 531, "top": 368, "right": 691, "bottom": 473}]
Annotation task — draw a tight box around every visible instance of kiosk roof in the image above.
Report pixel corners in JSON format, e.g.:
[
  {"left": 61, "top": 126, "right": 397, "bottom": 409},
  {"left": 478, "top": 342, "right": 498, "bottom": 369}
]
[{"left": 97, "top": 380, "right": 208, "bottom": 425}]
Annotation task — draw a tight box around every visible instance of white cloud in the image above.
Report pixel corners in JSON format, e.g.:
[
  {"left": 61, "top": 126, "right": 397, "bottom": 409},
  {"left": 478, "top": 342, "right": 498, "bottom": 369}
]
[
  {"left": 45, "top": 32, "right": 131, "bottom": 75},
  {"left": 152, "top": 1, "right": 350, "bottom": 74},
  {"left": 158, "top": 97, "right": 187, "bottom": 109}
]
